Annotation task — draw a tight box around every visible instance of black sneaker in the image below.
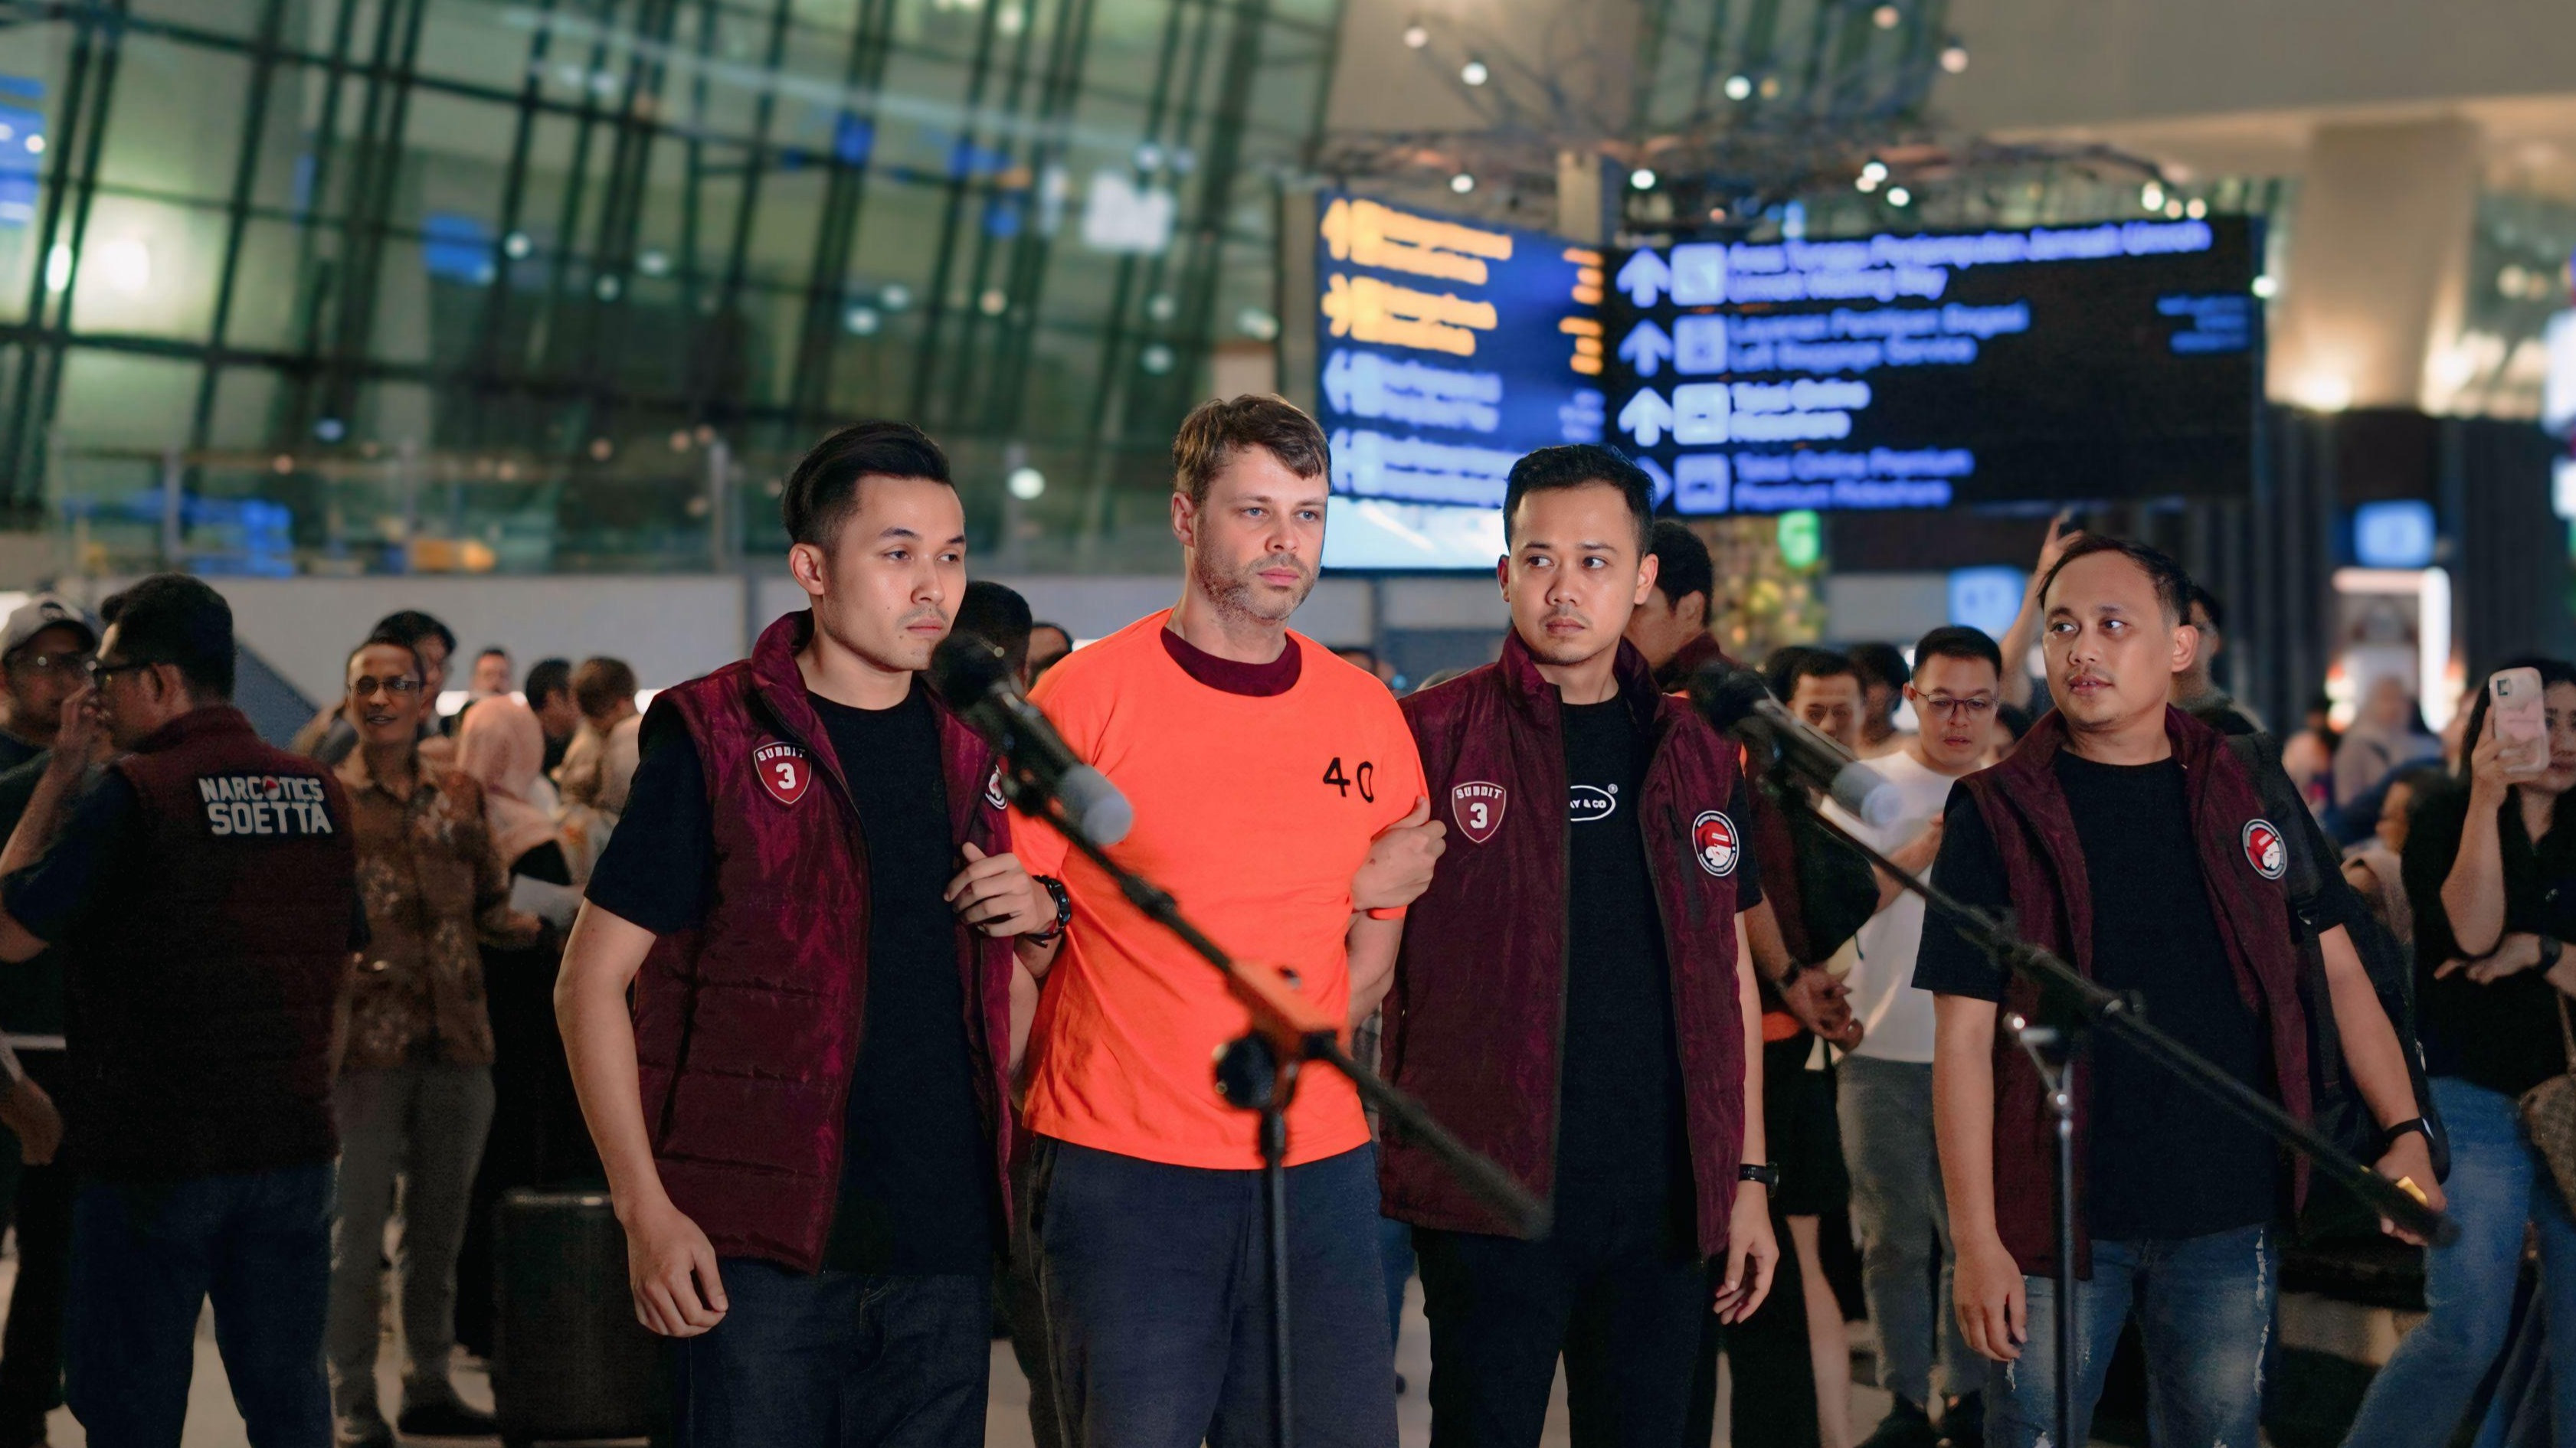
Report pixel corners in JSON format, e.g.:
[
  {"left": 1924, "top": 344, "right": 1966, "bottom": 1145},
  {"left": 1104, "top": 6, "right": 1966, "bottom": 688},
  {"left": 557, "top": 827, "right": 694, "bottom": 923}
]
[
  {"left": 1860, "top": 1397, "right": 1941, "bottom": 1448},
  {"left": 1939, "top": 1391, "right": 1985, "bottom": 1448},
  {"left": 396, "top": 1399, "right": 497, "bottom": 1437}
]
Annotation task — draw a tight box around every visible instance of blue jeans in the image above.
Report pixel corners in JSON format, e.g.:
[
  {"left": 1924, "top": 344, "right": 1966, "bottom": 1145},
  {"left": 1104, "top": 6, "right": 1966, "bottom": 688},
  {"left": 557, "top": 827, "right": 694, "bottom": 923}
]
[
  {"left": 2343, "top": 1077, "right": 2576, "bottom": 1447},
  {"left": 1987, "top": 1222, "right": 2277, "bottom": 1448},
  {"left": 66, "top": 1161, "right": 336, "bottom": 1448},
  {"left": 669, "top": 1263, "right": 990, "bottom": 1448},
  {"left": 1032, "top": 1138, "right": 1397, "bottom": 1448}
]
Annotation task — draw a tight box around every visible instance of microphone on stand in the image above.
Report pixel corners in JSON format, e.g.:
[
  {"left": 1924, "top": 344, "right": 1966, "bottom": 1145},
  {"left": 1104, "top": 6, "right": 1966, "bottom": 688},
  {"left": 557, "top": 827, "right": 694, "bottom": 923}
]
[
  {"left": 1689, "top": 662, "right": 1903, "bottom": 829},
  {"left": 928, "top": 632, "right": 1135, "bottom": 845}
]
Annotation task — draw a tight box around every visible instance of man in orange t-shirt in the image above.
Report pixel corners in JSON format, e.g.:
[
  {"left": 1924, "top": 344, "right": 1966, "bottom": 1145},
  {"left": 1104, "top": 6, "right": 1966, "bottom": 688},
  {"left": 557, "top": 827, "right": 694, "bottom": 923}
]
[{"left": 1013, "top": 396, "right": 1435, "bottom": 1448}]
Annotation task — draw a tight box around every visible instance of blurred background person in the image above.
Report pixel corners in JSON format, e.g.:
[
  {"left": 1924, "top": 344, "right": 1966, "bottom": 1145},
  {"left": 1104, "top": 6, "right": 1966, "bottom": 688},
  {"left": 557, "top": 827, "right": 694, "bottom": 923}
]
[
  {"left": 326, "top": 634, "right": 540, "bottom": 1446},
  {"left": 296, "top": 610, "right": 457, "bottom": 766},
  {"left": 1628, "top": 518, "right": 1727, "bottom": 692},
  {"left": 0, "top": 598, "right": 96, "bottom": 1448},
  {"left": 525, "top": 657, "right": 579, "bottom": 775},
  {"left": 2336, "top": 674, "right": 2443, "bottom": 812},
  {"left": 469, "top": 647, "right": 512, "bottom": 701},
  {"left": 0, "top": 599, "right": 96, "bottom": 774},
  {"left": 0, "top": 576, "right": 357, "bottom": 1444},
  {"left": 954, "top": 579, "right": 1036, "bottom": 682},
  {"left": 1847, "top": 642, "right": 1912, "bottom": 760},
  {"left": 1026, "top": 621, "right": 1075, "bottom": 682},
  {"left": 450, "top": 695, "right": 591, "bottom": 1363},
  {"left": 556, "top": 656, "right": 640, "bottom": 814},
  {"left": 2342, "top": 659, "right": 2576, "bottom": 1446},
  {"left": 2286, "top": 691, "right": 2344, "bottom": 817},
  {"left": 1831, "top": 627, "right": 2005, "bottom": 1448},
  {"left": 2344, "top": 764, "right": 2445, "bottom": 958},
  {"left": 2174, "top": 584, "right": 2263, "bottom": 737}
]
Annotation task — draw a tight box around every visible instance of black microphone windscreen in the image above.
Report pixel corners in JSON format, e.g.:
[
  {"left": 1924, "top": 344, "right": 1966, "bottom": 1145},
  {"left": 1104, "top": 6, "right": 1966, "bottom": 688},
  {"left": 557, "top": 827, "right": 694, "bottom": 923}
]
[
  {"left": 1688, "top": 662, "right": 1773, "bottom": 732},
  {"left": 928, "top": 631, "right": 1013, "bottom": 706}
]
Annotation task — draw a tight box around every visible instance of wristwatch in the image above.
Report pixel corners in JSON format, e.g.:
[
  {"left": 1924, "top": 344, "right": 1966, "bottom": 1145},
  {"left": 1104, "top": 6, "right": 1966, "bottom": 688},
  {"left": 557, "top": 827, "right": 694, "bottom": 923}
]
[
  {"left": 1026, "top": 875, "right": 1072, "bottom": 945},
  {"left": 1739, "top": 1162, "right": 1781, "bottom": 1190},
  {"left": 2543, "top": 937, "right": 2565, "bottom": 972}
]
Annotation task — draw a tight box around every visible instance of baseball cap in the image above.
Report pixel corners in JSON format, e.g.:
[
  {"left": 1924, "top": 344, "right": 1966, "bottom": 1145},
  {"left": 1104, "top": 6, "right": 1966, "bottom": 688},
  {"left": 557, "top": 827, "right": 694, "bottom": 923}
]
[{"left": 1, "top": 595, "right": 100, "bottom": 663}]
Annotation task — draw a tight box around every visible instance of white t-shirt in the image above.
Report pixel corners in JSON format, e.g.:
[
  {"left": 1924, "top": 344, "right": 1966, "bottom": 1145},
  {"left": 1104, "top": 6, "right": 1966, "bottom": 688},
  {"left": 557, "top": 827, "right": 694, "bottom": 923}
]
[{"left": 1824, "top": 748, "right": 1964, "bottom": 1064}]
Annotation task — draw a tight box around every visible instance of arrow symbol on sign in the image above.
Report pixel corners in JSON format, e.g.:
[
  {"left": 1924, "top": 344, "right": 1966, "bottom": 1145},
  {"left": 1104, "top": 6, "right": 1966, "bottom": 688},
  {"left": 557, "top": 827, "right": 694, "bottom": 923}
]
[
  {"left": 1324, "top": 350, "right": 1356, "bottom": 411},
  {"left": 1638, "top": 456, "right": 1674, "bottom": 508},
  {"left": 1617, "top": 320, "right": 1673, "bottom": 378},
  {"left": 1615, "top": 250, "right": 1672, "bottom": 306},
  {"left": 1617, "top": 388, "right": 1674, "bottom": 448}
]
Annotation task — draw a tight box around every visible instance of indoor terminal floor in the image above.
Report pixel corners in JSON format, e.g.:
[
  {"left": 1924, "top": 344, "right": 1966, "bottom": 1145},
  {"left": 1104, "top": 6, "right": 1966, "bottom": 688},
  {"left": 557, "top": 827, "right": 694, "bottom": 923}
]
[{"left": 0, "top": 1250, "right": 1919, "bottom": 1447}]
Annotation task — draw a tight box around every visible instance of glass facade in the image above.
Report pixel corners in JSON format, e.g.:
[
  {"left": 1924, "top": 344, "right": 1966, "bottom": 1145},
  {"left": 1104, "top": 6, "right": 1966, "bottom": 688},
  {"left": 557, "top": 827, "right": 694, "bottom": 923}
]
[{"left": 0, "top": 0, "right": 1339, "bottom": 574}]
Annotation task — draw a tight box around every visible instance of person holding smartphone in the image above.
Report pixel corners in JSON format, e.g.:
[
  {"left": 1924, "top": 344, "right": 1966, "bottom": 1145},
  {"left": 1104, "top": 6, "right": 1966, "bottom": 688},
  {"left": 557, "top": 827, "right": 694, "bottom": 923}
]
[{"left": 2343, "top": 657, "right": 2576, "bottom": 1446}]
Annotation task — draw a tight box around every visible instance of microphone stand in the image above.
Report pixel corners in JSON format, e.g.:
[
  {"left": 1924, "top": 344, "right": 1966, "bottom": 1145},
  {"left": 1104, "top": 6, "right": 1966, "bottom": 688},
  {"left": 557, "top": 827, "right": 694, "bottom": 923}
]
[
  {"left": 1012, "top": 784, "right": 1550, "bottom": 1448},
  {"left": 1736, "top": 755, "right": 2451, "bottom": 1448}
]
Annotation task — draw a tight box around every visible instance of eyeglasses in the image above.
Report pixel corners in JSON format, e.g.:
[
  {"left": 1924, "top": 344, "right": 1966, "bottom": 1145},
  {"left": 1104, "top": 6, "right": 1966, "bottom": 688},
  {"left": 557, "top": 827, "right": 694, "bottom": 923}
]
[
  {"left": 10, "top": 649, "right": 93, "bottom": 675},
  {"left": 348, "top": 676, "right": 424, "bottom": 698},
  {"left": 86, "top": 658, "right": 152, "bottom": 686},
  {"left": 1917, "top": 695, "right": 1998, "bottom": 721}
]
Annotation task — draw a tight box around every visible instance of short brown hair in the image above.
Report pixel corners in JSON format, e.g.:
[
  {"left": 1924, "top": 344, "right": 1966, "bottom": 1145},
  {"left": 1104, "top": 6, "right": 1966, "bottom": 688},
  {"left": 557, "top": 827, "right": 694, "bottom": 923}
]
[
  {"left": 572, "top": 655, "right": 639, "bottom": 721},
  {"left": 1171, "top": 394, "right": 1327, "bottom": 508}
]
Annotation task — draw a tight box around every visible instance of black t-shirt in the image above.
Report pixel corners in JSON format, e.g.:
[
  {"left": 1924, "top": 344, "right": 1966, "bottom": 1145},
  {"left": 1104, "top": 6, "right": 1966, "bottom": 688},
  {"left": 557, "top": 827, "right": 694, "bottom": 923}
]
[
  {"left": 2407, "top": 781, "right": 2576, "bottom": 1097},
  {"left": 587, "top": 684, "right": 997, "bottom": 1276},
  {"left": 1913, "top": 751, "right": 2282, "bottom": 1241},
  {"left": 0, "top": 731, "right": 44, "bottom": 776},
  {"left": 1553, "top": 699, "right": 1761, "bottom": 1214}
]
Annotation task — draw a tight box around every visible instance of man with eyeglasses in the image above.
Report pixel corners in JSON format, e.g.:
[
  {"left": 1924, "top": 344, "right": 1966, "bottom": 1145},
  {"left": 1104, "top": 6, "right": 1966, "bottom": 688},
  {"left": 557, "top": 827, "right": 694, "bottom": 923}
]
[
  {"left": 0, "top": 596, "right": 96, "bottom": 1447},
  {"left": 326, "top": 632, "right": 539, "bottom": 1446},
  {"left": 0, "top": 597, "right": 97, "bottom": 775},
  {"left": 1825, "top": 627, "right": 2005, "bottom": 1448},
  {"left": 0, "top": 574, "right": 361, "bottom": 1445}
]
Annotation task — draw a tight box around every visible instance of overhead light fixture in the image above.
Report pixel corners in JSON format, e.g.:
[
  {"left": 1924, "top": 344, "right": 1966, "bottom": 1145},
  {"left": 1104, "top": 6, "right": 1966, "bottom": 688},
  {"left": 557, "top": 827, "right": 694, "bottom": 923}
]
[
  {"left": 1886, "top": 186, "right": 1911, "bottom": 207},
  {"left": 2140, "top": 181, "right": 2165, "bottom": 211},
  {"left": 1007, "top": 466, "right": 1046, "bottom": 500},
  {"left": 1860, "top": 160, "right": 1888, "bottom": 183},
  {"left": 1449, "top": 172, "right": 1475, "bottom": 194},
  {"left": 1723, "top": 74, "right": 1753, "bottom": 100},
  {"left": 98, "top": 237, "right": 149, "bottom": 293},
  {"left": 2251, "top": 274, "right": 2279, "bottom": 299},
  {"left": 1872, "top": 5, "right": 1901, "bottom": 28},
  {"left": 1402, "top": 21, "right": 1429, "bottom": 48},
  {"left": 1855, "top": 174, "right": 1880, "bottom": 193},
  {"left": 2185, "top": 198, "right": 2208, "bottom": 219},
  {"left": 1629, "top": 168, "right": 1656, "bottom": 191},
  {"left": 1459, "top": 59, "right": 1488, "bottom": 86},
  {"left": 2163, "top": 198, "right": 2184, "bottom": 219},
  {"left": 1939, "top": 43, "right": 1969, "bottom": 73}
]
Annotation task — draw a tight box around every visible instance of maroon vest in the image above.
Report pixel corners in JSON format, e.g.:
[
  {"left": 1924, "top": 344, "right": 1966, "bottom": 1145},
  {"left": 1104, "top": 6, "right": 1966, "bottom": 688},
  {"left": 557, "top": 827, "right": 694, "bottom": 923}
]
[
  {"left": 1955, "top": 706, "right": 2312, "bottom": 1275},
  {"left": 1386, "top": 635, "right": 1750, "bottom": 1257},
  {"left": 632, "top": 612, "right": 1017, "bottom": 1273},
  {"left": 76, "top": 707, "right": 355, "bottom": 1181}
]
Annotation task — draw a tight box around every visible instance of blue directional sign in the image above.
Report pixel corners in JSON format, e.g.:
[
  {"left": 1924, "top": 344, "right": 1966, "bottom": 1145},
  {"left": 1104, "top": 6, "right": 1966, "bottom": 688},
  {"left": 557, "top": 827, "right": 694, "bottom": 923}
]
[
  {"left": 1602, "top": 218, "right": 2263, "bottom": 515},
  {"left": 1314, "top": 191, "right": 1605, "bottom": 570}
]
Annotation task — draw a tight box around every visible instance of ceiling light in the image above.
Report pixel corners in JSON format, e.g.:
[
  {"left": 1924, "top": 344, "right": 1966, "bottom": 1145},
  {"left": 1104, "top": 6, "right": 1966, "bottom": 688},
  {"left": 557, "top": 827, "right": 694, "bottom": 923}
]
[
  {"left": 1402, "top": 21, "right": 1429, "bottom": 47},
  {"left": 1460, "top": 59, "right": 1488, "bottom": 86},
  {"left": 1885, "top": 185, "right": 1911, "bottom": 207},
  {"left": 1939, "top": 43, "right": 1969, "bottom": 73},
  {"left": 1449, "top": 172, "right": 1475, "bottom": 194},
  {"left": 1629, "top": 168, "right": 1656, "bottom": 191},
  {"left": 1723, "top": 74, "right": 1752, "bottom": 100}
]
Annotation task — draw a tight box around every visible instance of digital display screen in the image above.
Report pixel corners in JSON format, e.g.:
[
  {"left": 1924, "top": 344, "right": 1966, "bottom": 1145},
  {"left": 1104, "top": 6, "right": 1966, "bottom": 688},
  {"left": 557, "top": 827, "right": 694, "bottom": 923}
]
[
  {"left": 1600, "top": 217, "right": 2263, "bottom": 515},
  {"left": 1312, "top": 191, "right": 1607, "bottom": 570}
]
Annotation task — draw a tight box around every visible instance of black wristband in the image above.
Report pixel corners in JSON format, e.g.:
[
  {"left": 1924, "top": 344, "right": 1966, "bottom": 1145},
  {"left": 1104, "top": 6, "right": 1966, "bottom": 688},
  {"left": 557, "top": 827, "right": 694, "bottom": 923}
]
[
  {"left": 1025, "top": 874, "right": 1072, "bottom": 945},
  {"left": 2543, "top": 936, "right": 2565, "bottom": 971},
  {"left": 1740, "top": 1162, "right": 1780, "bottom": 1189},
  {"left": 2378, "top": 1116, "right": 2433, "bottom": 1156}
]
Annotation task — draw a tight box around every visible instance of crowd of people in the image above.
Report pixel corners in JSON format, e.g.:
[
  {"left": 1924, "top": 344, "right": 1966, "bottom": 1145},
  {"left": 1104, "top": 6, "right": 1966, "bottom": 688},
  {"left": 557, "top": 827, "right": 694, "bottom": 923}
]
[{"left": 0, "top": 394, "right": 2555, "bottom": 1448}]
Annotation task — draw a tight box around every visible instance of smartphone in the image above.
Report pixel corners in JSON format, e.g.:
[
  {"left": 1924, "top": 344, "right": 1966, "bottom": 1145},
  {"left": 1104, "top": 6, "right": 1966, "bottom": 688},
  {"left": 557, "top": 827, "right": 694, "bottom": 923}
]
[{"left": 2491, "top": 666, "right": 2548, "bottom": 777}]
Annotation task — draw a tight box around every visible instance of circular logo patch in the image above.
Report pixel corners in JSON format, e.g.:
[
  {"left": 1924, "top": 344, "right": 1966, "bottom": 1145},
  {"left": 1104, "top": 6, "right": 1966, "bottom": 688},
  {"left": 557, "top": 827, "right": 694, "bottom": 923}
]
[
  {"left": 2243, "top": 819, "right": 2287, "bottom": 881},
  {"left": 1693, "top": 810, "right": 1740, "bottom": 878}
]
